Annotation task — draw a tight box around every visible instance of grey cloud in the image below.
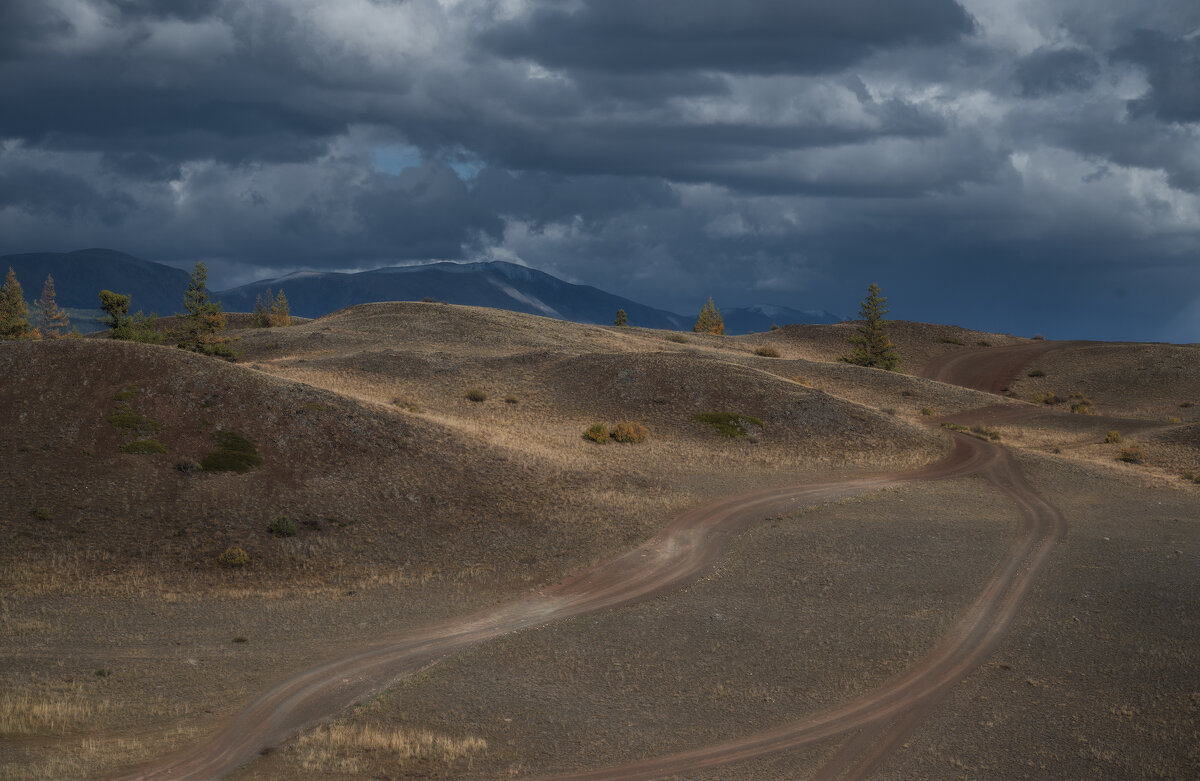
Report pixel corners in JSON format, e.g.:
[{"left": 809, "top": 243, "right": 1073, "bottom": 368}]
[
  {"left": 481, "top": 0, "right": 975, "bottom": 75},
  {"left": 0, "top": 164, "right": 136, "bottom": 225},
  {"left": 1015, "top": 47, "right": 1100, "bottom": 96},
  {"left": 1117, "top": 30, "right": 1200, "bottom": 123}
]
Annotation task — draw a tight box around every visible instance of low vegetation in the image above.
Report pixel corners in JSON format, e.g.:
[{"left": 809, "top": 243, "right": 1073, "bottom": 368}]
[
  {"left": 753, "top": 345, "right": 780, "bottom": 357},
  {"left": 119, "top": 439, "right": 168, "bottom": 454},
  {"left": 694, "top": 412, "right": 765, "bottom": 438},
  {"left": 1027, "top": 369, "right": 1046, "bottom": 377},
  {"left": 1104, "top": 430, "right": 1122, "bottom": 444},
  {"left": 217, "top": 546, "right": 251, "bottom": 568},
  {"left": 292, "top": 722, "right": 487, "bottom": 774},
  {"left": 267, "top": 516, "right": 296, "bottom": 537},
  {"left": 941, "top": 422, "right": 1001, "bottom": 441},
  {"left": 465, "top": 388, "right": 487, "bottom": 402},
  {"left": 609, "top": 421, "right": 649, "bottom": 443},
  {"left": 937, "top": 336, "right": 965, "bottom": 346},
  {"left": 582, "top": 423, "right": 609, "bottom": 443},
  {"left": 200, "top": 430, "right": 263, "bottom": 473}
]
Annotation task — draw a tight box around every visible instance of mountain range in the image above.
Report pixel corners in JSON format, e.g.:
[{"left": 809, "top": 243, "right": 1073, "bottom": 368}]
[{"left": 1, "top": 249, "right": 843, "bottom": 333}]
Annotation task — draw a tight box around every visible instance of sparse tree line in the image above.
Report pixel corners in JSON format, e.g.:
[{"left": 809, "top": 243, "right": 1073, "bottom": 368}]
[{"left": 1, "top": 263, "right": 290, "bottom": 361}]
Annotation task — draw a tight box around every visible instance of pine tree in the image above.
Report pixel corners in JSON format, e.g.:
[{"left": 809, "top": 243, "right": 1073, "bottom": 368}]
[
  {"left": 269, "top": 289, "right": 290, "bottom": 327},
  {"left": 0, "top": 267, "right": 33, "bottom": 339},
  {"left": 693, "top": 296, "right": 724, "bottom": 335},
  {"left": 35, "top": 275, "right": 70, "bottom": 338},
  {"left": 251, "top": 288, "right": 272, "bottom": 328},
  {"left": 842, "top": 283, "right": 899, "bottom": 370},
  {"left": 614, "top": 308, "right": 628, "bottom": 326},
  {"left": 178, "top": 262, "right": 230, "bottom": 354}
]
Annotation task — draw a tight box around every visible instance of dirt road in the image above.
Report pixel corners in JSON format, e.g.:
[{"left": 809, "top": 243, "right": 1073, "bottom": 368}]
[{"left": 108, "top": 342, "right": 1062, "bottom": 780}]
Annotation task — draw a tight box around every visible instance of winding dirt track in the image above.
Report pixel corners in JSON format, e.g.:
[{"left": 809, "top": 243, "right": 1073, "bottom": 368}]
[{"left": 109, "top": 342, "right": 1064, "bottom": 781}]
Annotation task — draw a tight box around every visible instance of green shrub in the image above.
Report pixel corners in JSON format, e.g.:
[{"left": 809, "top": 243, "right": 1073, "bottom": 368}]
[
  {"left": 582, "top": 423, "right": 609, "bottom": 443},
  {"left": 1181, "top": 401, "right": 1194, "bottom": 408},
  {"left": 201, "top": 430, "right": 263, "bottom": 473},
  {"left": 920, "top": 407, "right": 935, "bottom": 416},
  {"left": 1104, "top": 430, "right": 1122, "bottom": 444},
  {"left": 217, "top": 546, "right": 251, "bottom": 568},
  {"left": 113, "top": 384, "right": 141, "bottom": 402},
  {"left": 30, "top": 506, "right": 51, "bottom": 521},
  {"left": 175, "top": 459, "right": 201, "bottom": 473},
  {"left": 665, "top": 334, "right": 688, "bottom": 343},
  {"left": 1032, "top": 334, "right": 1045, "bottom": 340},
  {"left": 1118, "top": 445, "right": 1145, "bottom": 464},
  {"left": 976, "top": 340, "right": 991, "bottom": 347},
  {"left": 610, "top": 421, "right": 649, "bottom": 443},
  {"left": 108, "top": 409, "right": 160, "bottom": 433},
  {"left": 119, "top": 439, "right": 168, "bottom": 454},
  {"left": 267, "top": 516, "right": 296, "bottom": 537},
  {"left": 694, "top": 412, "right": 765, "bottom": 437},
  {"left": 1033, "top": 393, "right": 1062, "bottom": 405},
  {"left": 505, "top": 395, "right": 519, "bottom": 404},
  {"left": 937, "top": 336, "right": 965, "bottom": 345},
  {"left": 753, "top": 345, "right": 780, "bottom": 358},
  {"left": 1070, "top": 403, "right": 1091, "bottom": 415},
  {"left": 465, "top": 388, "right": 487, "bottom": 402},
  {"left": 1027, "top": 369, "right": 1046, "bottom": 377}
]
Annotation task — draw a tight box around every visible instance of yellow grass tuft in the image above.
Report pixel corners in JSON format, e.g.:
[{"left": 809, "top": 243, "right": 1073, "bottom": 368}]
[
  {"left": 0, "top": 683, "right": 109, "bottom": 734},
  {"left": 294, "top": 722, "right": 487, "bottom": 773}
]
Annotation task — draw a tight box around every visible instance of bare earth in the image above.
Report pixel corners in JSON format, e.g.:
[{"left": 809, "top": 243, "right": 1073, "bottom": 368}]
[{"left": 1, "top": 305, "right": 1196, "bottom": 780}]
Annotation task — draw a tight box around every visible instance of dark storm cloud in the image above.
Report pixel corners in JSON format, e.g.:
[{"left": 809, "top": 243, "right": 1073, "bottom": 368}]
[
  {"left": 1116, "top": 30, "right": 1200, "bottom": 123},
  {"left": 481, "top": 0, "right": 975, "bottom": 75},
  {"left": 0, "top": 164, "right": 136, "bottom": 225},
  {"left": 1015, "top": 47, "right": 1100, "bottom": 96}
]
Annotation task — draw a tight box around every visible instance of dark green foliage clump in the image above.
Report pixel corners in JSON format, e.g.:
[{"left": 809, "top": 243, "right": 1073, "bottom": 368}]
[
  {"left": 108, "top": 409, "right": 160, "bottom": 434},
  {"left": 119, "top": 439, "right": 168, "bottom": 454},
  {"left": 465, "top": 388, "right": 487, "bottom": 402},
  {"left": 1027, "top": 369, "right": 1046, "bottom": 378},
  {"left": 201, "top": 430, "right": 263, "bottom": 473},
  {"left": 267, "top": 516, "right": 296, "bottom": 537},
  {"left": 30, "top": 507, "right": 51, "bottom": 521},
  {"left": 937, "top": 336, "right": 965, "bottom": 345},
  {"left": 694, "top": 412, "right": 765, "bottom": 437}
]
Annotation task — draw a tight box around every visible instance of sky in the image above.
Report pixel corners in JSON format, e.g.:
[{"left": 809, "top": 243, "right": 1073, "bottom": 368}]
[{"left": 1, "top": 0, "right": 1198, "bottom": 341}]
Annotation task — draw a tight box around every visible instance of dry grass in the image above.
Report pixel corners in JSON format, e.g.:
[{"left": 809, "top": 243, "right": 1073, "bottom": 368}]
[
  {"left": 0, "top": 681, "right": 109, "bottom": 734},
  {"left": 291, "top": 722, "right": 487, "bottom": 774}
]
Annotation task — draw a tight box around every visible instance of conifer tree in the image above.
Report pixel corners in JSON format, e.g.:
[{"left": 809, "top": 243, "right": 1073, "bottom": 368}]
[
  {"left": 269, "top": 289, "right": 290, "bottom": 327},
  {"left": 36, "top": 275, "right": 70, "bottom": 338},
  {"left": 614, "top": 308, "right": 628, "bottom": 326},
  {"left": 0, "top": 267, "right": 32, "bottom": 339},
  {"left": 842, "top": 283, "right": 899, "bottom": 370},
  {"left": 251, "top": 288, "right": 272, "bottom": 328},
  {"left": 178, "top": 262, "right": 230, "bottom": 354},
  {"left": 693, "top": 296, "right": 725, "bottom": 335}
]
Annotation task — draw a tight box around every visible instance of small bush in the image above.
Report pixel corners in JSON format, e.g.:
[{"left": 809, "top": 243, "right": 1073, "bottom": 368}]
[
  {"left": 201, "top": 430, "right": 263, "bottom": 473},
  {"left": 119, "top": 439, "right": 168, "bottom": 454},
  {"left": 505, "top": 395, "right": 519, "bottom": 404},
  {"left": 665, "top": 334, "right": 689, "bottom": 343},
  {"left": 1027, "top": 369, "right": 1046, "bottom": 377},
  {"left": 583, "top": 423, "right": 609, "bottom": 443},
  {"left": 1034, "top": 393, "right": 1062, "bottom": 405},
  {"left": 882, "top": 407, "right": 896, "bottom": 415},
  {"left": 232, "top": 636, "right": 248, "bottom": 643},
  {"left": 108, "top": 409, "right": 159, "bottom": 433},
  {"left": 1104, "top": 430, "right": 1122, "bottom": 444},
  {"left": 1181, "top": 401, "right": 1194, "bottom": 408},
  {"left": 94, "top": 668, "right": 111, "bottom": 678},
  {"left": 30, "top": 506, "right": 51, "bottom": 521},
  {"left": 1032, "top": 334, "right": 1045, "bottom": 340},
  {"left": 217, "top": 546, "right": 251, "bottom": 568},
  {"left": 175, "top": 459, "right": 201, "bottom": 473},
  {"left": 920, "top": 407, "right": 935, "bottom": 416},
  {"left": 610, "top": 421, "right": 649, "bottom": 443},
  {"left": 267, "top": 516, "right": 296, "bottom": 537},
  {"left": 465, "top": 388, "right": 487, "bottom": 403},
  {"left": 791, "top": 374, "right": 810, "bottom": 387},
  {"left": 1070, "top": 403, "right": 1091, "bottom": 415},
  {"left": 753, "top": 345, "right": 780, "bottom": 358},
  {"left": 1166, "top": 416, "right": 1182, "bottom": 424},
  {"left": 302, "top": 519, "right": 322, "bottom": 531},
  {"left": 694, "top": 412, "right": 765, "bottom": 438},
  {"left": 976, "top": 340, "right": 991, "bottom": 347},
  {"left": 937, "top": 336, "right": 965, "bottom": 346},
  {"left": 1118, "top": 445, "right": 1145, "bottom": 464},
  {"left": 392, "top": 399, "right": 420, "bottom": 412}
]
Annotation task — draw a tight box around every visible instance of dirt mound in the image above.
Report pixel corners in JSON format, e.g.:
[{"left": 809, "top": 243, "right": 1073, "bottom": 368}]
[
  {"left": 1006, "top": 342, "right": 1200, "bottom": 418},
  {"left": 0, "top": 340, "right": 597, "bottom": 594},
  {"left": 757, "top": 320, "right": 1027, "bottom": 374}
]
